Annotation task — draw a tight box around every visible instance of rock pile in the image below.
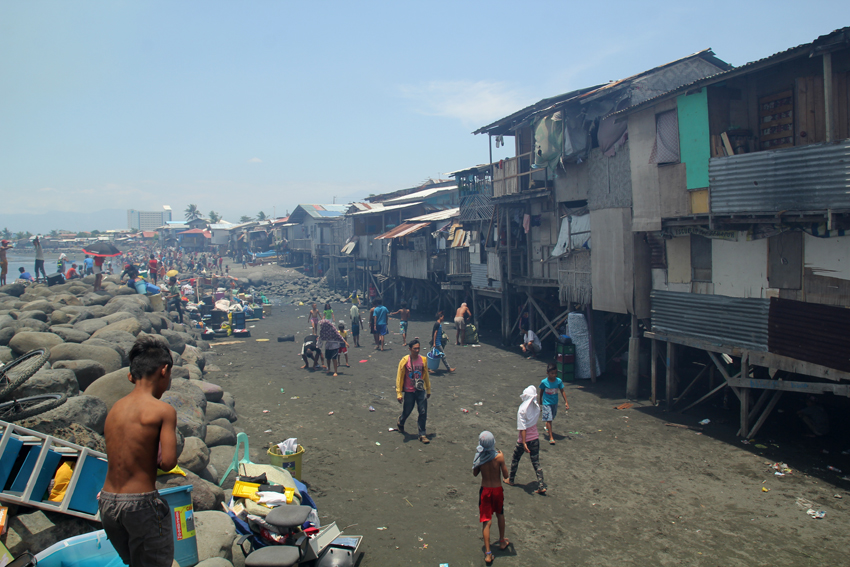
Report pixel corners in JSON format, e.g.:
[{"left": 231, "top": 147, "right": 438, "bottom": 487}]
[
  {"left": 247, "top": 272, "right": 351, "bottom": 305},
  {"left": 0, "top": 275, "right": 245, "bottom": 528}
]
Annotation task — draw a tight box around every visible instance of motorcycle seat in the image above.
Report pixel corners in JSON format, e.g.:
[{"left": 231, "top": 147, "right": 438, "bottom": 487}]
[
  {"left": 244, "top": 545, "right": 300, "bottom": 567},
  {"left": 265, "top": 505, "right": 313, "bottom": 530}
]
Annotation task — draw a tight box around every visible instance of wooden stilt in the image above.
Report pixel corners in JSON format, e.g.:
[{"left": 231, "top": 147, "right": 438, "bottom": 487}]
[
  {"left": 679, "top": 381, "right": 728, "bottom": 413},
  {"left": 651, "top": 339, "right": 658, "bottom": 406},
  {"left": 747, "top": 391, "right": 783, "bottom": 439},
  {"left": 673, "top": 363, "right": 710, "bottom": 407},
  {"left": 586, "top": 304, "right": 597, "bottom": 383},
  {"left": 665, "top": 342, "right": 676, "bottom": 410},
  {"left": 739, "top": 354, "right": 750, "bottom": 437}
]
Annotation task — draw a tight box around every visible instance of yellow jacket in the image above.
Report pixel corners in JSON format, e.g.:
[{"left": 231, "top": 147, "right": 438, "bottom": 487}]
[{"left": 396, "top": 354, "right": 431, "bottom": 397}]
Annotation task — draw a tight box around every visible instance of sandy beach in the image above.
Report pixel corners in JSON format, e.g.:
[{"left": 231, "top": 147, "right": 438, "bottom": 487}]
[{"left": 205, "top": 267, "right": 850, "bottom": 566}]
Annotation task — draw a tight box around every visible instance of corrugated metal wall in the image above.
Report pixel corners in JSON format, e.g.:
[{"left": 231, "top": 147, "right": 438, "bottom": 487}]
[
  {"left": 396, "top": 249, "right": 428, "bottom": 280},
  {"left": 471, "top": 263, "right": 501, "bottom": 289},
  {"left": 709, "top": 140, "right": 850, "bottom": 214},
  {"left": 768, "top": 297, "right": 850, "bottom": 372},
  {"left": 651, "top": 290, "right": 769, "bottom": 350}
]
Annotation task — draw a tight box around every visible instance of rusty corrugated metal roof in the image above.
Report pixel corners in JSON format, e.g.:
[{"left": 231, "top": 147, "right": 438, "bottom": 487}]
[{"left": 374, "top": 223, "right": 430, "bottom": 240}]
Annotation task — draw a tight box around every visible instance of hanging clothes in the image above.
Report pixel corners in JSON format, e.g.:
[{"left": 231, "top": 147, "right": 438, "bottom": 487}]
[{"left": 523, "top": 214, "right": 531, "bottom": 234}]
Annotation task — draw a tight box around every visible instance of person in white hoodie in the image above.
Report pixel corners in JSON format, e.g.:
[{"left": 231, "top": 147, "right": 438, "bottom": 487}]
[{"left": 504, "top": 385, "right": 546, "bottom": 494}]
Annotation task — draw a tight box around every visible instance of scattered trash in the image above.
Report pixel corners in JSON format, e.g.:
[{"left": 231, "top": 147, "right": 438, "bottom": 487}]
[
  {"left": 388, "top": 428, "right": 396, "bottom": 432},
  {"left": 841, "top": 476, "right": 850, "bottom": 481},
  {"left": 754, "top": 444, "right": 768, "bottom": 449},
  {"left": 280, "top": 388, "right": 285, "bottom": 393},
  {"left": 359, "top": 360, "right": 368, "bottom": 363},
  {"left": 761, "top": 487, "right": 769, "bottom": 492},
  {"left": 264, "top": 429, "right": 272, "bottom": 433},
  {"left": 775, "top": 472, "right": 785, "bottom": 477},
  {"left": 290, "top": 396, "right": 300, "bottom": 399},
  {"left": 328, "top": 411, "right": 334, "bottom": 415},
  {"left": 262, "top": 410, "right": 270, "bottom": 413},
  {"left": 377, "top": 527, "right": 387, "bottom": 530},
  {"left": 375, "top": 442, "right": 381, "bottom": 446},
  {"left": 842, "top": 449, "right": 850, "bottom": 455},
  {"left": 828, "top": 466, "right": 842, "bottom": 473},
  {"left": 461, "top": 408, "right": 469, "bottom": 413},
  {"left": 741, "top": 440, "right": 751, "bottom": 445},
  {"left": 807, "top": 509, "right": 826, "bottom": 519},
  {"left": 698, "top": 419, "right": 711, "bottom": 425},
  {"left": 835, "top": 494, "right": 843, "bottom": 499},
  {"left": 369, "top": 406, "right": 376, "bottom": 412},
  {"left": 614, "top": 403, "right": 633, "bottom": 410},
  {"left": 772, "top": 462, "right": 792, "bottom": 475},
  {"left": 474, "top": 402, "right": 483, "bottom": 406},
  {"left": 256, "top": 339, "right": 269, "bottom": 342},
  {"left": 249, "top": 325, "right": 256, "bottom": 328}
]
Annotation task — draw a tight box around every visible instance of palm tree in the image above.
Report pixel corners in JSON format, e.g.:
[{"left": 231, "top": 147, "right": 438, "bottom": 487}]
[
  {"left": 256, "top": 211, "right": 267, "bottom": 221},
  {"left": 208, "top": 211, "right": 222, "bottom": 223},
  {"left": 184, "top": 204, "right": 201, "bottom": 221},
  {"left": 239, "top": 215, "right": 254, "bottom": 223},
  {"left": 1, "top": 228, "right": 11, "bottom": 240},
  {"left": 49, "top": 229, "right": 58, "bottom": 237},
  {"left": 14, "top": 231, "right": 27, "bottom": 241}
]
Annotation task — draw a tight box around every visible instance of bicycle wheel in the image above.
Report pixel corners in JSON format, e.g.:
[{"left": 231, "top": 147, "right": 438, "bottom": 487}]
[
  {"left": 0, "top": 348, "right": 50, "bottom": 401},
  {"left": 0, "top": 393, "right": 67, "bottom": 422}
]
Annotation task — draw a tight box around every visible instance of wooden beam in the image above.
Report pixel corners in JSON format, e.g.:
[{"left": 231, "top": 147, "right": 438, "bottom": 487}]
[
  {"left": 509, "top": 298, "right": 529, "bottom": 335},
  {"left": 537, "top": 308, "right": 571, "bottom": 342},
  {"left": 739, "top": 385, "right": 750, "bottom": 438},
  {"left": 746, "top": 391, "right": 783, "bottom": 440},
  {"left": 673, "top": 363, "right": 710, "bottom": 407},
  {"left": 527, "top": 294, "right": 559, "bottom": 340},
  {"left": 643, "top": 332, "right": 743, "bottom": 357},
  {"left": 725, "top": 377, "right": 850, "bottom": 396},
  {"left": 651, "top": 339, "right": 658, "bottom": 406},
  {"left": 747, "top": 388, "right": 772, "bottom": 424},
  {"left": 665, "top": 342, "right": 676, "bottom": 410},
  {"left": 747, "top": 350, "right": 850, "bottom": 383},
  {"left": 586, "top": 304, "right": 597, "bottom": 383},
  {"left": 679, "top": 381, "right": 728, "bottom": 413}
]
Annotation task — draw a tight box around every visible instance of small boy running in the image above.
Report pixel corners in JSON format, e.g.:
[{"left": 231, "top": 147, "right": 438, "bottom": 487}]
[
  {"left": 505, "top": 385, "right": 546, "bottom": 494},
  {"left": 99, "top": 336, "right": 178, "bottom": 567},
  {"left": 539, "top": 362, "right": 569, "bottom": 444},
  {"left": 473, "top": 431, "right": 509, "bottom": 565},
  {"left": 338, "top": 323, "right": 350, "bottom": 367},
  {"left": 309, "top": 303, "right": 320, "bottom": 334},
  {"left": 390, "top": 301, "right": 410, "bottom": 344}
]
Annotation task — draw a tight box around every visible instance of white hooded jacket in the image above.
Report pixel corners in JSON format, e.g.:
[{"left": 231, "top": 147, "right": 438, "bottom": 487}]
[{"left": 517, "top": 385, "right": 540, "bottom": 431}]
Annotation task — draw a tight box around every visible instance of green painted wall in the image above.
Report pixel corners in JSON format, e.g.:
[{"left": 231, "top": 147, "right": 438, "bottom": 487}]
[{"left": 677, "top": 89, "right": 710, "bottom": 190}]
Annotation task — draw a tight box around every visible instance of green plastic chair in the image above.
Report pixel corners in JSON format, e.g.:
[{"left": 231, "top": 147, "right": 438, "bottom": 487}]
[{"left": 219, "top": 432, "right": 255, "bottom": 486}]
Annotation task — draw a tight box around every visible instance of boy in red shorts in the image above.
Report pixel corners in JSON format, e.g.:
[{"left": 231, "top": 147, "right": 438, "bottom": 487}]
[{"left": 472, "top": 431, "right": 510, "bottom": 564}]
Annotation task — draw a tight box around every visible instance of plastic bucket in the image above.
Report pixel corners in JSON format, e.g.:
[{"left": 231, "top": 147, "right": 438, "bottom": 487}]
[
  {"left": 159, "top": 485, "right": 199, "bottom": 567},
  {"left": 34, "top": 530, "right": 123, "bottom": 567},
  {"left": 149, "top": 293, "right": 165, "bottom": 312},
  {"left": 426, "top": 352, "right": 441, "bottom": 371},
  {"left": 267, "top": 444, "right": 304, "bottom": 480},
  {"left": 134, "top": 279, "right": 147, "bottom": 295}
]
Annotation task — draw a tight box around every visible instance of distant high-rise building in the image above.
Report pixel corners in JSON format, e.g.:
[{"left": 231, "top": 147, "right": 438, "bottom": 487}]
[{"left": 128, "top": 206, "right": 172, "bottom": 231}]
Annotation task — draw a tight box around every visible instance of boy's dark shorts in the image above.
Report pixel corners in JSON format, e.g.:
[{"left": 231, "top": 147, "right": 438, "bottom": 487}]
[
  {"left": 99, "top": 490, "right": 174, "bottom": 567},
  {"left": 351, "top": 323, "right": 359, "bottom": 336}
]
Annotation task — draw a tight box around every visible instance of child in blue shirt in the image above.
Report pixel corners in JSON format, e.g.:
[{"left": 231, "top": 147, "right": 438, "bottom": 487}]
[{"left": 538, "top": 363, "right": 569, "bottom": 445}]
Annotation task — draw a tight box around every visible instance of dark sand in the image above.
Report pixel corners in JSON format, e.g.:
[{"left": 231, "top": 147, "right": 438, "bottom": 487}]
[{"left": 205, "top": 269, "right": 848, "bottom": 566}]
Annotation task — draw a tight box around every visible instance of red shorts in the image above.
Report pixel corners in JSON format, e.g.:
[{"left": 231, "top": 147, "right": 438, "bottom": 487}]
[{"left": 478, "top": 486, "right": 504, "bottom": 523}]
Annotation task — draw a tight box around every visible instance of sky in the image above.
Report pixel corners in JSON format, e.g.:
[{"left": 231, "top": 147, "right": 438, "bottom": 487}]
[{"left": 0, "top": 1, "right": 845, "bottom": 232}]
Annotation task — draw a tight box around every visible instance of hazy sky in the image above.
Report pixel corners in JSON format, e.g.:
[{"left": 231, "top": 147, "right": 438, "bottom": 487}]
[{"left": 0, "top": 1, "right": 844, "bottom": 227}]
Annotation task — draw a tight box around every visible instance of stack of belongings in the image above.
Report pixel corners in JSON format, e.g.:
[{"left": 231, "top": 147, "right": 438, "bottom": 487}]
[{"left": 226, "top": 463, "right": 319, "bottom": 546}]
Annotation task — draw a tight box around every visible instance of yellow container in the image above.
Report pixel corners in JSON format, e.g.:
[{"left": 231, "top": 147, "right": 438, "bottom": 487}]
[
  {"left": 267, "top": 444, "right": 304, "bottom": 481},
  {"left": 232, "top": 480, "right": 260, "bottom": 502}
]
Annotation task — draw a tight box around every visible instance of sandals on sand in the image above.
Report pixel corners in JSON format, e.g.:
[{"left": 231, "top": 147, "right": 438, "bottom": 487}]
[
  {"left": 484, "top": 551, "right": 494, "bottom": 565},
  {"left": 396, "top": 418, "right": 404, "bottom": 434},
  {"left": 419, "top": 435, "right": 430, "bottom": 444},
  {"left": 499, "top": 538, "right": 510, "bottom": 549}
]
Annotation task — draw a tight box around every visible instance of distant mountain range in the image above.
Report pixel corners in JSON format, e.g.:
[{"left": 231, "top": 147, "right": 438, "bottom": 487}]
[{"left": 0, "top": 209, "right": 130, "bottom": 234}]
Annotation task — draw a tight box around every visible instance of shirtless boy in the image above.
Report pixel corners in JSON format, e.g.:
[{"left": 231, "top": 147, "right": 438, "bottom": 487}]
[
  {"left": 99, "top": 336, "right": 178, "bottom": 567},
  {"left": 389, "top": 300, "right": 410, "bottom": 344},
  {"left": 473, "top": 431, "right": 510, "bottom": 565},
  {"left": 0, "top": 240, "right": 11, "bottom": 286},
  {"left": 454, "top": 302, "right": 471, "bottom": 346},
  {"left": 309, "top": 303, "right": 320, "bottom": 334}
]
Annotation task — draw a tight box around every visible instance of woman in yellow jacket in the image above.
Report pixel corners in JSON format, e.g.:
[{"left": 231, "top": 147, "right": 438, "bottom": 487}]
[{"left": 395, "top": 339, "right": 432, "bottom": 444}]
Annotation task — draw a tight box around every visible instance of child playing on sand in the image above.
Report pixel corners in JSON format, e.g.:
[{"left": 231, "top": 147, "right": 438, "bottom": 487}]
[
  {"left": 309, "top": 303, "right": 320, "bottom": 334},
  {"left": 505, "top": 385, "right": 546, "bottom": 494},
  {"left": 99, "top": 336, "right": 178, "bottom": 567},
  {"left": 323, "top": 302, "right": 335, "bottom": 322},
  {"left": 389, "top": 301, "right": 410, "bottom": 345},
  {"left": 338, "top": 323, "right": 350, "bottom": 367},
  {"left": 539, "top": 362, "right": 569, "bottom": 445},
  {"left": 473, "top": 431, "right": 509, "bottom": 565}
]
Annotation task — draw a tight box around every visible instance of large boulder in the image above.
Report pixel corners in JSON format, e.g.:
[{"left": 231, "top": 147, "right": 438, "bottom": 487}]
[
  {"left": 51, "top": 293, "right": 82, "bottom": 306},
  {"left": 144, "top": 312, "right": 167, "bottom": 332},
  {"left": 51, "top": 359, "right": 106, "bottom": 390},
  {"left": 221, "top": 392, "right": 236, "bottom": 411},
  {"left": 178, "top": 436, "right": 210, "bottom": 475},
  {"left": 81, "top": 292, "right": 111, "bottom": 306},
  {"left": 104, "top": 295, "right": 151, "bottom": 318},
  {"left": 22, "top": 422, "right": 105, "bottom": 452},
  {"left": 12, "top": 319, "right": 49, "bottom": 333},
  {"left": 16, "top": 368, "right": 79, "bottom": 398},
  {"left": 182, "top": 345, "right": 206, "bottom": 371},
  {"left": 170, "top": 379, "right": 207, "bottom": 413},
  {"left": 84, "top": 367, "right": 132, "bottom": 411},
  {"left": 205, "top": 402, "right": 237, "bottom": 423},
  {"left": 208, "top": 445, "right": 237, "bottom": 488},
  {"left": 4, "top": 509, "right": 95, "bottom": 556},
  {"left": 177, "top": 332, "right": 197, "bottom": 348},
  {"left": 170, "top": 366, "right": 190, "bottom": 379},
  {"left": 73, "top": 318, "right": 108, "bottom": 335},
  {"left": 18, "top": 310, "right": 49, "bottom": 322},
  {"left": 21, "top": 300, "right": 54, "bottom": 314},
  {"left": 159, "top": 329, "right": 186, "bottom": 354},
  {"left": 0, "top": 346, "right": 13, "bottom": 363},
  {"left": 162, "top": 389, "right": 207, "bottom": 440},
  {"left": 82, "top": 338, "right": 130, "bottom": 367},
  {"left": 246, "top": 272, "right": 265, "bottom": 286},
  {"left": 49, "top": 310, "right": 73, "bottom": 325},
  {"left": 101, "top": 311, "right": 136, "bottom": 325},
  {"left": 92, "top": 317, "right": 141, "bottom": 338},
  {"left": 20, "top": 395, "right": 108, "bottom": 435},
  {"left": 194, "top": 511, "right": 237, "bottom": 562},
  {"left": 190, "top": 379, "right": 223, "bottom": 402},
  {"left": 8, "top": 331, "right": 64, "bottom": 356},
  {"left": 49, "top": 326, "right": 91, "bottom": 343},
  {"left": 186, "top": 365, "right": 203, "bottom": 381},
  {"left": 50, "top": 342, "right": 122, "bottom": 373},
  {"left": 204, "top": 425, "right": 236, "bottom": 448},
  {"left": 156, "top": 470, "right": 224, "bottom": 512},
  {"left": 0, "top": 327, "right": 14, "bottom": 346},
  {"left": 208, "top": 418, "right": 236, "bottom": 437},
  {"left": 0, "top": 283, "right": 26, "bottom": 297}
]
